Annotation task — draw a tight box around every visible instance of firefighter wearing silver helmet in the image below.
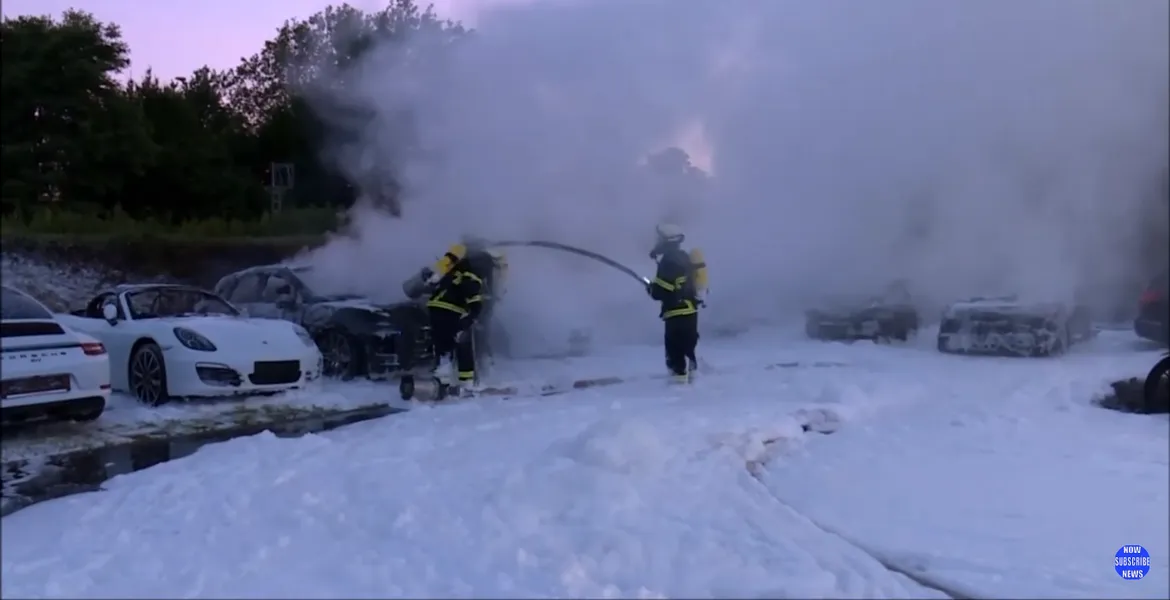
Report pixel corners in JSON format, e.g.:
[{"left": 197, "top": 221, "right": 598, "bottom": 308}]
[{"left": 647, "top": 223, "right": 700, "bottom": 382}]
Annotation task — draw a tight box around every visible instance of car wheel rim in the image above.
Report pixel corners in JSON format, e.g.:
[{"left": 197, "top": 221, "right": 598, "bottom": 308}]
[
  {"left": 323, "top": 332, "right": 352, "bottom": 375},
  {"left": 131, "top": 350, "right": 163, "bottom": 404}
]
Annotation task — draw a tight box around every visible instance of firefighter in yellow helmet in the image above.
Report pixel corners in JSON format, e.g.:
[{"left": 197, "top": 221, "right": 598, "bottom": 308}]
[
  {"left": 423, "top": 242, "right": 488, "bottom": 393},
  {"left": 647, "top": 223, "right": 702, "bottom": 382}
]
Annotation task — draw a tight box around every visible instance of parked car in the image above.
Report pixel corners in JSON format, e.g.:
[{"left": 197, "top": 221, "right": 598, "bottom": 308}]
[
  {"left": 937, "top": 295, "right": 1092, "bottom": 357},
  {"left": 1134, "top": 270, "right": 1168, "bottom": 346},
  {"left": 213, "top": 264, "right": 434, "bottom": 380},
  {"left": 1143, "top": 354, "right": 1169, "bottom": 414},
  {"left": 805, "top": 282, "right": 920, "bottom": 342},
  {"left": 1, "top": 285, "right": 110, "bottom": 424},
  {"left": 58, "top": 284, "right": 322, "bottom": 406}
]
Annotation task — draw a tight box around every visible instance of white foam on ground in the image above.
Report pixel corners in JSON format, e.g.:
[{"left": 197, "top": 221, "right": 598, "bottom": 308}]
[
  {"left": 756, "top": 340, "right": 1169, "bottom": 599},
  {"left": 1, "top": 328, "right": 1163, "bottom": 598},
  {"left": 0, "top": 363, "right": 937, "bottom": 598},
  {"left": 0, "top": 324, "right": 873, "bottom": 463}
]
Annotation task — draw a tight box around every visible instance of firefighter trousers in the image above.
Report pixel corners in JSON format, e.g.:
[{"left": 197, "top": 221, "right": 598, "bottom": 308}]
[
  {"left": 663, "top": 313, "right": 699, "bottom": 376},
  {"left": 429, "top": 307, "right": 476, "bottom": 383}
]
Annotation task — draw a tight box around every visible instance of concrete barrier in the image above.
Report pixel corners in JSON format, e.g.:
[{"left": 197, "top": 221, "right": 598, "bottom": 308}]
[{"left": 1, "top": 403, "right": 406, "bottom": 517}]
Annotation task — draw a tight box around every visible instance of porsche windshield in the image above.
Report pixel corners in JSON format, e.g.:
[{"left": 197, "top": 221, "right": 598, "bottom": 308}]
[{"left": 125, "top": 288, "right": 239, "bottom": 319}]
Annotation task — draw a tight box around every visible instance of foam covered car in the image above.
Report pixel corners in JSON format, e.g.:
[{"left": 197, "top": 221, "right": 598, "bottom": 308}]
[
  {"left": 936, "top": 295, "right": 1092, "bottom": 357},
  {"left": 805, "top": 283, "right": 920, "bottom": 342},
  {"left": 59, "top": 284, "right": 322, "bottom": 405}
]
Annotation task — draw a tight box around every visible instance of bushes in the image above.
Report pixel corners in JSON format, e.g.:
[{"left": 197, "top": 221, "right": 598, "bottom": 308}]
[{"left": 1, "top": 205, "right": 343, "bottom": 242}]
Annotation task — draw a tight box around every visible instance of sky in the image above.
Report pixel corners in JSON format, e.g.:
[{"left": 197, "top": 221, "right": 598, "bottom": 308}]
[{"left": 0, "top": 0, "right": 526, "bottom": 80}]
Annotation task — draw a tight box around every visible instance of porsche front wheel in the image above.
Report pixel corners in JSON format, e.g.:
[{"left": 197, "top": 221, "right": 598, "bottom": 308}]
[{"left": 129, "top": 342, "right": 170, "bottom": 406}]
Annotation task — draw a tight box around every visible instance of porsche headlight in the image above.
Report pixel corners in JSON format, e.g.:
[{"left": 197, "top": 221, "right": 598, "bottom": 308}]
[
  {"left": 294, "top": 325, "right": 316, "bottom": 347},
  {"left": 173, "top": 327, "right": 217, "bottom": 352}
]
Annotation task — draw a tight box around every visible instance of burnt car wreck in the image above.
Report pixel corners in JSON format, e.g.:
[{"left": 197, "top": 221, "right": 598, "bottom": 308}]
[
  {"left": 805, "top": 284, "right": 920, "bottom": 343},
  {"left": 936, "top": 295, "right": 1092, "bottom": 357},
  {"left": 213, "top": 264, "right": 434, "bottom": 380}
]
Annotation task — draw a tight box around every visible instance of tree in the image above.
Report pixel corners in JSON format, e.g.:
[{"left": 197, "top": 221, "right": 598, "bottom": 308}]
[
  {"left": 120, "top": 68, "right": 266, "bottom": 221},
  {"left": 223, "top": 0, "right": 468, "bottom": 216},
  {"left": 0, "top": 1, "right": 468, "bottom": 224},
  {"left": 1, "top": 10, "right": 153, "bottom": 214}
]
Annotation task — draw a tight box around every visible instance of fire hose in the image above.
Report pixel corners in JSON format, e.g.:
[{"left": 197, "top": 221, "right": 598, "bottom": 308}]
[{"left": 488, "top": 239, "right": 650, "bottom": 286}]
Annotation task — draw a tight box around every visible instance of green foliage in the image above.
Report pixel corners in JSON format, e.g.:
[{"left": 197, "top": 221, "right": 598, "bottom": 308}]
[
  {"left": 2, "top": 205, "right": 341, "bottom": 240},
  {"left": 0, "top": 1, "right": 467, "bottom": 229}
]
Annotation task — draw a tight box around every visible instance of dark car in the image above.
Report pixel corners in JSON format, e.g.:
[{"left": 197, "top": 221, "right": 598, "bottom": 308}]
[
  {"left": 213, "top": 264, "right": 434, "bottom": 380},
  {"left": 937, "top": 295, "right": 1092, "bottom": 357},
  {"left": 805, "top": 303, "right": 920, "bottom": 343},
  {"left": 1134, "top": 270, "right": 1168, "bottom": 346},
  {"left": 805, "top": 283, "right": 920, "bottom": 343}
]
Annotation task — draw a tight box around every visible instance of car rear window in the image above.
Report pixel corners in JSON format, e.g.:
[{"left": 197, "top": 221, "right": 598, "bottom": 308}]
[{"left": 1, "top": 287, "right": 54, "bottom": 320}]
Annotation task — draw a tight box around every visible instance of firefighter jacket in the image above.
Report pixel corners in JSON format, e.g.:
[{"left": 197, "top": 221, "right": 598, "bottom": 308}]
[
  {"left": 426, "top": 267, "right": 485, "bottom": 322},
  {"left": 648, "top": 246, "right": 699, "bottom": 320}
]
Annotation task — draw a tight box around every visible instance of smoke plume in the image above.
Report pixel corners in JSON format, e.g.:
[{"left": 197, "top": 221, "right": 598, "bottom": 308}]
[{"left": 299, "top": 0, "right": 1169, "bottom": 356}]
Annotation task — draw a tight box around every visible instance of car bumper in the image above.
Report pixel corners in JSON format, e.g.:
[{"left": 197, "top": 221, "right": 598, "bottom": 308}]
[
  {"left": 1, "top": 395, "right": 107, "bottom": 423},
  {"left": 166, "top": 351, "right": 323, "bottom": 397},
  {"left": 1, "top": 355, "right": 111, "bottom": 421},
  {"left": 807, "top": 320, "right": 854, "bottom": 338},
  {"left": 937, "top": 325, "right": 1061, "bottom": 356},
  {"left": 1134, "top": 317, "right": 1168, "bottom": 345}
]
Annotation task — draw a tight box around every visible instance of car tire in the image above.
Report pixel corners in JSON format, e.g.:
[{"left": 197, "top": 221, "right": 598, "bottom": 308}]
[
  {"left": 1143, "top": 356, "right": 1170, "bottom": 414},
  {"left": 318, "top": 328, "right": 365, "bottom": 380},
  {"left": 887, "top": 319, "right": 911, "bottom": 342},
  {"left": 129, "top": 342, "right": 170, "bottom": 406}
]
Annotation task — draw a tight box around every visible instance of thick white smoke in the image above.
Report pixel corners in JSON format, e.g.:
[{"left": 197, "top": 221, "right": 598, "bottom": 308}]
[{"left": 299, "top": 0, "right": 1169, "bottom": 356}]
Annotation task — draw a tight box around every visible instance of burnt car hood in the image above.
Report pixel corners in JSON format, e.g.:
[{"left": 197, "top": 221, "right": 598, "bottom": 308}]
[
  {"left": 808, "top": 299, "right": 911, "bottom": 320},
  {"left": 944, "top": 299, "right": 1067, "bottom": 319},
  {"left": 312, "top": 295, "right": 420, "bottom": 315}
]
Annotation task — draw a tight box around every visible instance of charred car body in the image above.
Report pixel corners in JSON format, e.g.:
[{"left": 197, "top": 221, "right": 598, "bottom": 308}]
[
  {"left": 937, "top": 295, "right": 1092, "bottom": 357},
  {"left": 213, "top": 264, "right": 433, "bottom": 380},
  {"left": 805, "top": 283, "right": 920, "bottom": 342}
]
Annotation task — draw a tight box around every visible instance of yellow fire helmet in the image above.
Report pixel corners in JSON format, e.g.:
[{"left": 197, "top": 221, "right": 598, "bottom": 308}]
[
  {"left": 430, "top": 243, "right": 467, "bottom": 281},
  {"left": 689, "top": 248, "right": 708, "bottom": 296}
]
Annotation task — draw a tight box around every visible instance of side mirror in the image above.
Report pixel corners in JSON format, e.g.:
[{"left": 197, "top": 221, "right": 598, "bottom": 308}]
[
  {"left": 101, "top": 303, "right": 119, "bottom": 325},
  {"left": 275, "top": 294, "right": 297, "bottom": 311}
]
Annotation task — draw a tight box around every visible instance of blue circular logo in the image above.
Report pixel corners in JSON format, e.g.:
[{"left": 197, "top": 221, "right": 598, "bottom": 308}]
[{"left": 1115, "top": 545, "right": 1151, "bottom": 580}]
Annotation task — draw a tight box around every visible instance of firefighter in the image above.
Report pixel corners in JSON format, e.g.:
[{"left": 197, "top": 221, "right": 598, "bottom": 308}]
[
  {"left": 647, "top": 223, "right": 703, "bottom": 383},
  {"left": 425, "top": 243, "right": 490, "bottom": 394}
]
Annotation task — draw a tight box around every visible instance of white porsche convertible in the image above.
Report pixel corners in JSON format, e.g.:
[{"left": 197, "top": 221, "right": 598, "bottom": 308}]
[{"left": 58, "top": 284, "right": 323, "bottom": 406}]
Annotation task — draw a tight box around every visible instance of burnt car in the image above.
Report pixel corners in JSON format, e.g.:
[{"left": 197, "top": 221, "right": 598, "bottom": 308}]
[
  {"left": 1134, "top": 270, "right": 1168, "bottom": 346},
  {"left": 805, "top": 283, "right": 920, "bottom": 342},
  {"left": 937, "top": 295, "right": 1092, "bottom": 357},
  {"left": 213, "top": 264, "right": 433, "bottom": 380}
]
